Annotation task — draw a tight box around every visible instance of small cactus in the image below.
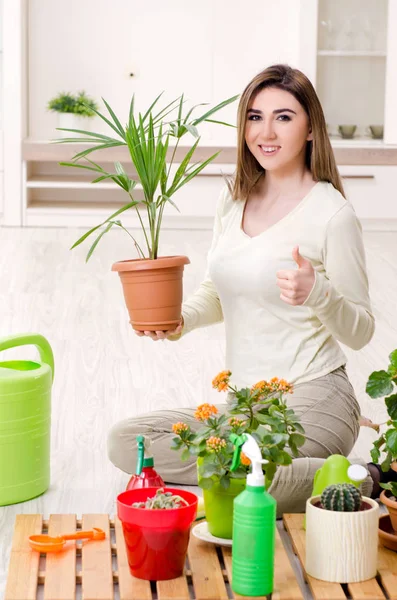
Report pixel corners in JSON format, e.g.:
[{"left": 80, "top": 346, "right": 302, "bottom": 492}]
[
  {"left": 321, "top": 483, "right": 362, "bottom": 512},
  {"left": 132, "top": 488, "right": 189, "bottom": 510}
]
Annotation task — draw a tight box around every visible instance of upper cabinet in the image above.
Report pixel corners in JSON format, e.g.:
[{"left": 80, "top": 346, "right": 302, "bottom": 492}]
[{"left": 299, "top": 0, "right": 397, "bottom": 145}]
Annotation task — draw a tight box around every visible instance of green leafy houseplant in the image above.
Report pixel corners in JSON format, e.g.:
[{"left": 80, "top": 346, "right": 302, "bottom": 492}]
[
  {"left": 171, "top": 371, "right": 306, "bottom": 491},
  {"left": 366, "top": 349, "right": 397, "bottom": 531},
  {"left": 48, "top": 91, "right": 98, "bottom": 116},
  {"left": 56, "top": 92, "right": 238, "bottom": 332},
  {"left": 366, "top": 349, "right": 397, "bottom": 484},
  {"left": 57, "top": 92, "right": 238, "bottom": 261}
]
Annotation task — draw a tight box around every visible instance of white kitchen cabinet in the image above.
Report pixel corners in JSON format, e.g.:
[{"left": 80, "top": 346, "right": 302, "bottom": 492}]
[
  {"left": 299, "top": 0, "right": 397, "bottom": 145},
  {"left": 1, "top": 1, "right": 397, "bottom": 227}
]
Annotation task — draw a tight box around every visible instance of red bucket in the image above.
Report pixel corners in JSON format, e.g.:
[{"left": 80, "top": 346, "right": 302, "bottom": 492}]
[{"left": 117, "top": 487, "right": 198, "bottom": 580}]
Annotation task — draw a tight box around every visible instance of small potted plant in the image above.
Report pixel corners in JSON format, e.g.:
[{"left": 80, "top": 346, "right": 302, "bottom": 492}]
[
  {"left": 366, "top": 349, "right": 397, "bottom": 529},
  {"left": 57, "top": 92, "right": 238, "bottom": 331},
  {"left": 306, "top": 483, "right": 379, "bottom": 583},
  {"left": 48, "top": 91, "right": 98, "bottom": 138},
  {"left": 117, "top": 487, "right": 198, "bottom": 580},
  {"left": 171, "top": 370, "right": 305, "bottom": 538}
]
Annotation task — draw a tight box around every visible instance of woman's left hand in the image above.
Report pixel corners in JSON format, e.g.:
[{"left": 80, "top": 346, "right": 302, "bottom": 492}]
[{"left": 276, "top": 246, "right": 316, "bottom": 306}]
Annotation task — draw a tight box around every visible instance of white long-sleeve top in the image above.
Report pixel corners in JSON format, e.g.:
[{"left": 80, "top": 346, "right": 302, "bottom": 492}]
[{"left": 177, "top": 181, "right": 375, "bottom": 386}]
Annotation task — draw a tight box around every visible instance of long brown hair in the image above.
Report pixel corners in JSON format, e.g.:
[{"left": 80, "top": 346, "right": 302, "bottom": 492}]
[{"left": 231, "top": 64, "right": 345, "bottom": 201}]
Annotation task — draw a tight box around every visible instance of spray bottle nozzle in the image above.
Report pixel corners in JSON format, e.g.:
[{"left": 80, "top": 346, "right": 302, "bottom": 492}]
[
  {"left": 135, "top": 435, "right": 145, "bottom": 475},
  {"left": 230, "top": 433, "right": 269, "bottom": 487}
]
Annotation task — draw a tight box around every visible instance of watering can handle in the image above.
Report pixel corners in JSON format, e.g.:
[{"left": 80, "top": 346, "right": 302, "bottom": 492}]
[{"left": 0, "top": 333, "right": 54, "bottom": 381}]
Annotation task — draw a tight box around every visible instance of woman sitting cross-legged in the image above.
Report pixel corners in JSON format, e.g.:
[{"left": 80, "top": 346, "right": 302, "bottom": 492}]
[{"left": 108, "top": 64, "right": 391, "bottom": 516}]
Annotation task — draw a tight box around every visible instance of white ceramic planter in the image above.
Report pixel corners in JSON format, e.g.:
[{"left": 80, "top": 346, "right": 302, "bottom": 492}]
[
  {"left": 305, "top": 495, "right": 379, "bottom": 583},
  {"left": 57, "top": 113, "right": 92, "bottom": 138}
]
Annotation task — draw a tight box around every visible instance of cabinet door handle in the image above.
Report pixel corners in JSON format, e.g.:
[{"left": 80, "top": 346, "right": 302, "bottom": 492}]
[{"left": 341, "top": 175, "right": 375, "bottom": 179}]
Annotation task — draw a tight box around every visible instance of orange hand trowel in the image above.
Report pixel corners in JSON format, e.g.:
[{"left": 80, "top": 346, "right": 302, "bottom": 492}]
[{"left": 29, "top": 527, "right": 106, "bottom": 553}]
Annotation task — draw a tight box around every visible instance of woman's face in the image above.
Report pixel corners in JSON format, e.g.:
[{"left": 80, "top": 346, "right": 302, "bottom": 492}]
[{"left": 244, "top": 87, "right": 312, "bottom": 173}]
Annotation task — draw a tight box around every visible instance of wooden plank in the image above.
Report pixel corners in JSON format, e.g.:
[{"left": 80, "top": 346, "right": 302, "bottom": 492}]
[
  {"left": 283, "top": 514, "right": 346, "bottom": 600},
  {"left": 347, "top": 580, "right": 385, "bottom": 600},
  {"left": 114, "top": 516, "right": 152, "bottom": 600},
  {"left": 377, "top": 544, "right": 397, "bottom": 600},
  {"left": 273, "top": 529, "right": 304, "bottom": 600},
  {"left": 188, "top": 534, "right": 228, "bottom": 600},
  {"left": 82, "top": 514, "right": 113, "bottom": 600},
  {"left": 4, "top": 514, "right": 42, "bottom": 600},
  {"left": 157, "top": 573, "right": 190, "bottom": 600},
  {"left": 44, "top": 514, "right": 77, "bottom": 600},
  {"left": 222, "top": 529, "right": 303, "bottom": 600}
]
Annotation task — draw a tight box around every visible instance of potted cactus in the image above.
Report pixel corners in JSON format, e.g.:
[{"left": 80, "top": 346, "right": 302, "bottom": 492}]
[
  {"left": 306, "top": 483, "right": 379, "bottom": 583},
  {"left": 117, "top": 487, "right": 198, "bottom": 580}
]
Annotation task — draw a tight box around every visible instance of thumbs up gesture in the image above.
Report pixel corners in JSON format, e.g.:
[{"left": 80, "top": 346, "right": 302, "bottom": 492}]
[{"left": 276, "top": 246, "right": 315, "bottom": 306}]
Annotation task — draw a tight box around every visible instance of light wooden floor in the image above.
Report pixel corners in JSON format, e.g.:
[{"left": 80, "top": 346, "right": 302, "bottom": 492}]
[{"left": 0, "top": 225, "right": 395, "bottom": 598}]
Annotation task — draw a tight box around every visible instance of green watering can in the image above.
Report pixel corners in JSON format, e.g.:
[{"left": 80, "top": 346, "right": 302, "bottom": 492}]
[{"left": 0, "top": 334, "right": 54, "bottom": 506}]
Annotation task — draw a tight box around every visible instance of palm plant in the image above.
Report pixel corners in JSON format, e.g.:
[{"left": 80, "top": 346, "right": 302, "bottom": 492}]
[{"left": 57, "top": 92, "right": 238, "bottom": 261}]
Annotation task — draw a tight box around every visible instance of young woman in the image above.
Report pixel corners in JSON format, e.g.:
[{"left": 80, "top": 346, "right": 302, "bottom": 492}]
[{"left": 108, "top": 64, "right": 390, "bottom": 514}]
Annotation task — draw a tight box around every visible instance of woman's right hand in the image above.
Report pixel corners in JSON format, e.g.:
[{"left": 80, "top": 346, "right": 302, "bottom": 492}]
[{"left": 134, "top": 317, "right": 184, "bottom": 341}]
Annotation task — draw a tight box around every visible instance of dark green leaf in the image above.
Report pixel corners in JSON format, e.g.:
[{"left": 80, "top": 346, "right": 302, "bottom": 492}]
[
  {"left": 385, "top": 429, "right": 397, "bottom": 455},
  {"left": 199, "top": 477, "right": 214, "bottom": 490},
  {"left": 289, "top": 433, "right": 306, "bottom": 448},
  {"left": 86, "top": 222, "right": 114, "bottom": 261},
  {"left": 385, "top": 394, "right": 397, "bottom": 420},
  {"left": 192, "top": 94, "right": 239, "bottom": 125},
  {"left": 200, "top": 463, "right": 218, "bottom": 478},
  {"left": 370, "top": 445, "right": 381, "bottom": 463},
  {"left": 70, "top": 224, "right": 102, "bottom": 249},
  {"left": 181, "top": 448, "right": 191, "bottom": 462},
  {"left": 220, "top": 475, "right": 231, "bottom": 489},
  {"left": 389, "top": 349, "right": 397, "bottom": 370},
  {"left": 366, "top": 370, "right": 394, "bottom": 398},
  {"left": 204, "top": 118, "right": 236, "bottom": 128},
  {"left": 102, "top": 98, "right": 126, "bottom": 139}
]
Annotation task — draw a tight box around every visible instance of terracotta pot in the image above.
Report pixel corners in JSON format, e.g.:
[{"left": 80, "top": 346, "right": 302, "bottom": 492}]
[
  {"left": 378, "top": 514, "right": 397, "bottom": 552},
  {"left": 305, "top": 495, "right": 379, "bottom": 583},
  {"left": 112, "top": 255, "right": 190, "bottom": 331},
  {"left": 380, "top": 489, "right": 397, "bottom": 532}
]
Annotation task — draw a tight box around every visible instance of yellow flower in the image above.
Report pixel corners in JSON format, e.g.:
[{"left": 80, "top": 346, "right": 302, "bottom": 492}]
[
  {"left": 212, "top": 370, "right": 232, "bottom": 391},
  {"left": 194, "top": 403, "right": 218, "bottom": 422},
  {"left": 241, "top": 452, "right": 251, "bottom": 466},
  {"left": 252, "top": 377, "right": 293, "bottom": 396},
  {"left": 206, "top": 436, "right": 227, "bottom": 451},
  {"left": 172, "top": 422, "right": 189, "bottom": 435},
  {"left": 228, "top": 417, "right": 246, "bottom": 428}
]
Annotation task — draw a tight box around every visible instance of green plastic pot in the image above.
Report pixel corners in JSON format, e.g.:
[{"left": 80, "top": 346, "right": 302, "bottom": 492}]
[
  {"left": 0, "top": 334, "right": 54, "bottom": 506},
  {"left": 197, "top": 458, "right": 246, "bottom": 539}
]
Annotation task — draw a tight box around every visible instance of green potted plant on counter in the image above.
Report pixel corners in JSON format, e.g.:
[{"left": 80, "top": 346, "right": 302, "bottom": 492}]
[
  {"left": 171, "top": 370, "right": 305, "bottom": 539},
  {"left": 48, "top": 91, "right": 98, "bottom": 138},
  {"left": 366, "top": 349, "right": 397, "bottom": 530},
  {"left": 57, "top": 92, "right": 238, "bottom": 332}
]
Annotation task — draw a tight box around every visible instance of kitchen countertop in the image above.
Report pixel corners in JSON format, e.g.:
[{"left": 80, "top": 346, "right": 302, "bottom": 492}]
[{"left": 22, "top": 139, "right": 397, "bottom": 166}]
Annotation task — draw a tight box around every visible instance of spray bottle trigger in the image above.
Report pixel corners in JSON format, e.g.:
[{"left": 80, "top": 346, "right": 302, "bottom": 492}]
[
  {"left": 230, "top": 433, "right": 246, "bottom": 471},
  {"left": 135, "top": 435, "right": 145, "bottom": 476}
]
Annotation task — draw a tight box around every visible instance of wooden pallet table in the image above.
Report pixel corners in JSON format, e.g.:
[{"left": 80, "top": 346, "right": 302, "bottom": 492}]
[{"left": 4, "top": 513, "right": 397, "bottom": 600}]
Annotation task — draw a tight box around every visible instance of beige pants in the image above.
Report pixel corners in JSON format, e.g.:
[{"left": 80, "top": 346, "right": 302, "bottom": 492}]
[{"left": 107, "top": 365, "right": 373, "bottom": 517}]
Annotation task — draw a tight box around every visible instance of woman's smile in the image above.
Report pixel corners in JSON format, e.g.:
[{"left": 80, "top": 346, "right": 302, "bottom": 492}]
[{"left": 258, "top": 145, "right": 281, "bottom": 157}]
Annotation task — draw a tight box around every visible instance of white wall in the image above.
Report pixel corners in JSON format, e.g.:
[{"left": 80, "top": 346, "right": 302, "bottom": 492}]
[{"left": 28, "top": 0, "right": 301, "bottom": 143}]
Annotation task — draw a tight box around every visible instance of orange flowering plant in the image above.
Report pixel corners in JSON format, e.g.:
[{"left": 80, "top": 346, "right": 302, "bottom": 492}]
[{"left": 171, "top": 371, "right": 306, "bottom": 490}]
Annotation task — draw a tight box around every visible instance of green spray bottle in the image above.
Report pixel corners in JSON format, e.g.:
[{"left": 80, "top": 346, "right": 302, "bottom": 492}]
[{"left": 230, "top": 433, "right": 276, "bottom": 597}]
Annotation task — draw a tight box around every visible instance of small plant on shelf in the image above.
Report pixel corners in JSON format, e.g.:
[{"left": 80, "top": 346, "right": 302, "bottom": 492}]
[{"left": 47, "top": 91, "right": 98, "bottom": 116}]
